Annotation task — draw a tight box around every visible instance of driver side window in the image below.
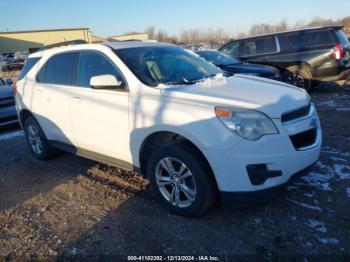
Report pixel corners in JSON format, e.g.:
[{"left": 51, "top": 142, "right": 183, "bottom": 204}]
[{"left": 76, "top": 51, "right": 126, "bottom": 89}]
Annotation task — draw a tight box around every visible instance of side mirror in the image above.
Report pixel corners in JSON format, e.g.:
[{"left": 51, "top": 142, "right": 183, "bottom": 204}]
[
  {"left": 6, "top": 79, "right": 13, "bottom": 85},
  {"left": 90, "top": 74, "right": 123, "bottom": 89}
]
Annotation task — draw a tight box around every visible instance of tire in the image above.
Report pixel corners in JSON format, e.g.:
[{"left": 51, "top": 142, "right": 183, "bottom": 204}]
[
  {"left": 146, "top": 141, "right": 216, "bottom": 217},
  {"left": 24, "top": 116, "right": 54, "bottom": 160},
  {"left": 283, "top": 65, "right": 312, "bottom": 91}
]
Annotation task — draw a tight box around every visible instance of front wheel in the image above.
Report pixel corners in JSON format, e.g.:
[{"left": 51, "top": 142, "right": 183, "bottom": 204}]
[{"left": 147, "top": 142, "right": 216, "bottom": 217}]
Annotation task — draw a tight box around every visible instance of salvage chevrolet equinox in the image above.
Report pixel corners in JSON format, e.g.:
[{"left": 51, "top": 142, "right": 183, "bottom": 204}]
[{"left": 15, "top": 41, "right": 322, "bottom": 217}]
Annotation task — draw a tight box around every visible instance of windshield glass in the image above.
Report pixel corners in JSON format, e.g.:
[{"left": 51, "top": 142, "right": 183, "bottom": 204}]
[
  {"left": 196, "top": 51, "right": 240, "bottom": 66},
  {"left": 114, "top": 46, "right": 221, "bottom": 86}
]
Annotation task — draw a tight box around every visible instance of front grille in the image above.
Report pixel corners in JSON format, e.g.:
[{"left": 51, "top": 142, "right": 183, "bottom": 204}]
[
  {"left": 290, "top": 128, "right": 317, "bottom": 149},
  {"left": 0, "top": 96, "right": 13, "bottom": 102},
  {"left": 0, "top": 99, "right": 15, "bottom": 109},
  {"left": 281, "top": 104, "right": 311, "bottom": 123},
  {"left": 0, "top": 115, "right": 17, "bottom": 123}
]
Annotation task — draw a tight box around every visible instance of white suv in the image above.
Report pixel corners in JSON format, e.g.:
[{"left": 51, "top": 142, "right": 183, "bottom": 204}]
[{"left": 15, "top": 41, "right": 322, "bottom": 217}]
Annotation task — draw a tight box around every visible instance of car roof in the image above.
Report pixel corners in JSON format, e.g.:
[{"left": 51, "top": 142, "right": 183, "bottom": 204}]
[
  {"left": 228, "top": 25, "right": 344, "bottom": 42},
  {"left": 28, "top": 41, "right": 174, "bottom": 58},
  {"left": 104, "top": 41, "right": 174, "bottom": 50}
]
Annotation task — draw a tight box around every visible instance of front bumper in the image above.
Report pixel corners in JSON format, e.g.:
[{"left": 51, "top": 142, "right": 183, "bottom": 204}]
[
  {"left": 202, "top": 104, "right": 322, "bottom": 194},
  {"left": 220, "top": 162, "right": 316, "bottom": 209},
  {"left": 0, "top": 106, "right": 18, "bottom": 127}
]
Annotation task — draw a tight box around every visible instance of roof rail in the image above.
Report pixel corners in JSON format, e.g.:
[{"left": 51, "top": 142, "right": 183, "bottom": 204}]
[{"left": 38, "top": 39, "right": 88, "bottom": 51}]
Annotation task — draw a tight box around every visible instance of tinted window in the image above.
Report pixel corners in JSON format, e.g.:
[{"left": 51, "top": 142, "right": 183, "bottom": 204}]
[
  {"left": 243, "top": 36, "right": 277, "bottom": 56},
  {"left": 335, "top": 30, "right": 350, "bottom": 47},
  {"left": 220, "top": 42, "right": 240, "bottom": 58},
  {"left": 38, "top": 53, "right": 75, "bottom": 85},
  {"left": 19, "top": 57, "right": 40, "bottom": 79},
  {"left": 77, "top": 52, "right": 125, "bottom": 88},
  {"left": 114, "top": 46, "right": 221, "bottom": 87},
  {"left": 36, "top": 64, "right": 46, "bottom": 82},
  {"left": 287, "top": 30, "right": 334, "bottom": 49}
]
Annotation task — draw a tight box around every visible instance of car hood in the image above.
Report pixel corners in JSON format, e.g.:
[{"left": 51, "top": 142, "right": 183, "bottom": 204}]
[
  {"left": 219, "top": 63, "right": 278, "bottom": 76},
  {"left": 159, "top": 75, "right": 309, "bottom": 118},
  {"left": 0, "top": 85, "right": 13, "bottom": 98}
]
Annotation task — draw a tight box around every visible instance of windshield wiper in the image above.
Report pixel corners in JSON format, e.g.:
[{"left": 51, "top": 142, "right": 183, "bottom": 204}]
[{"left": 165, "top": 80, "right": 198, "bottom": 85}]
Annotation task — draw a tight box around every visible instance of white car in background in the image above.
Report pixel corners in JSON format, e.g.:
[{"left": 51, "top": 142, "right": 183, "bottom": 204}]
[{"left": 15, "top": 41, "right": 322, "bottom": 217}]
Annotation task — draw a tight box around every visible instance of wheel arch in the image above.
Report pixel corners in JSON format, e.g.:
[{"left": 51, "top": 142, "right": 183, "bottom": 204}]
[
  {"left": 138, "top": 130, "right": 219, "bottom": 190},
  {"left": 19, "top": 109, "right": 35, "bottom": 127},
  {"left": 283, "top": 62, "right": 313, "bottom": 76}
]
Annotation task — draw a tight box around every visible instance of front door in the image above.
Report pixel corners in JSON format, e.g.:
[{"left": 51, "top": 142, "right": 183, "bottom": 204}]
[{"left": 69, "top": 51, "right": 131, "bottom": 163}]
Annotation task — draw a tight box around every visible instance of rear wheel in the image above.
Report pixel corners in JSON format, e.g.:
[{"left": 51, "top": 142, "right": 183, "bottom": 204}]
[
  {"left": 147, "top": 142, "right": 216, "bottom": 217},
  {"left": 283, "top": 65, "right": 312, "bottom": 91},
  {"left": 24, "top": 116, "right": 54, "bottom": 160}
]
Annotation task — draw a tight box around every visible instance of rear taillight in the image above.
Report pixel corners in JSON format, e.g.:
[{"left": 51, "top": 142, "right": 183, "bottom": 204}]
[
  {"left": 12, "top": 80, "right": 17, "bottom": 96},
  {"left": 332, "top": 44, "right": 343, "bottom": 60}
]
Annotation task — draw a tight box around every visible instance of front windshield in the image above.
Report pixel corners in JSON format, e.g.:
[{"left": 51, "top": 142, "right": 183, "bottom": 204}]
[
  {"left": 197, "top": 51, "right": 240, "bottom": 66},
  {"left": 114, "top": 46, "right": 221, "bottom": 86}
]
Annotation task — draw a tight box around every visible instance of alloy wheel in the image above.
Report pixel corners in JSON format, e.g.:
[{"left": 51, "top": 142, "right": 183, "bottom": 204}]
[
  {"left": 27, "top": 124, "right": 43, "bottom": 155},
  {"left": 284, "top": 73, "right": 305, "bottom": 88},
  {"left": 155, "top": 157, "right": 197, "bottom": 208}
]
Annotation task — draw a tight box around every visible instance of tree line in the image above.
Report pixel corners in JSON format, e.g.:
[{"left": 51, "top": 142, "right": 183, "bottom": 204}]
[{"left": 127, "top": 16, "right": 350, "bottom": 44}]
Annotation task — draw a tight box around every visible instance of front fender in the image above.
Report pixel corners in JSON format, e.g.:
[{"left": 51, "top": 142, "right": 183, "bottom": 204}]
[{"left": 129, "top": 98, "right": 241, "bottom": 167}]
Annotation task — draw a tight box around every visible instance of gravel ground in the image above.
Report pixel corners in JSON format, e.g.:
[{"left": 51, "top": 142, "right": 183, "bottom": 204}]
[{"left": 0, "top": 90, "right": 349, "bottom": 260}]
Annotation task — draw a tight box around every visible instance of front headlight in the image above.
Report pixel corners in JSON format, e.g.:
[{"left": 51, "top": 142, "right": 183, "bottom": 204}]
[{"left": 215, "top": 107, "right": 279, "bottom": 140}]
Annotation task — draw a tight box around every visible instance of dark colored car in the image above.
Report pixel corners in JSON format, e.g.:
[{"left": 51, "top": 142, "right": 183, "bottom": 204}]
[
  {"left": 219, "top": 26, "right": 350, "bottom": 90},
  {"left": 195, "top": 50, "right": 281, "bottom": 81},
  {"left": 0, "top": 77, "right": 17, "bottom": 127}
]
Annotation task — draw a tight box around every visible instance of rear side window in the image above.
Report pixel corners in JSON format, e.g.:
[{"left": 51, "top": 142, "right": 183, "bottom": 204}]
[
  {"left": 19, "top": 57, "right": 40, "bottom": 79},
  {"left": 243, "top": 36, "right": 277, "bottom": 56},
  {"left": 37, "top": 53, "right": 75, "bottom": 85},
  {"left": 287, "top": 30, "right": 334, "bottom": 49},
  {"left": 220, "top": 41, "right": 240, "bottom": 58},
  {"left": 76, "top": 51, "right": 125, "bottom": 88},
  {"left": 335, "top": 30, "right": 350, "bottom": 47}
]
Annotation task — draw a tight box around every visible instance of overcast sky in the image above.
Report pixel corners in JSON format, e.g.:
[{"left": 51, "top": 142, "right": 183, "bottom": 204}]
[{"left": 1, "top": 0, "right": 349, "bottom": 37}]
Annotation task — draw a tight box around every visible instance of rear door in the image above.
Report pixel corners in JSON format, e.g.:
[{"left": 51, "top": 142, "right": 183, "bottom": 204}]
[
  {"left": 239, "top": 36, "right": 279, "bottom": 64},
  {"left": 31, "top": 52, "right": 76, "bottom": 144}
]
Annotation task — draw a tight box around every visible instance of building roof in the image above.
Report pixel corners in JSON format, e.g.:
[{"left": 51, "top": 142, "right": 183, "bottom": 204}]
[
  {"left": 91, "top": 35, "right": 107, "bottom": 43},
  {"left": 0, "top": 27, "right": 90, "bottom": 35},
  {"left": 104, "top": 41, "right": 172, "bottom": 50}
]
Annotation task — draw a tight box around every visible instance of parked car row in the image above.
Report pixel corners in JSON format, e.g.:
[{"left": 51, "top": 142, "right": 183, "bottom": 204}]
[
  {"left": 0, "top": 52, "right": 27, "bottom": 72},
  {"left": 195, "top": 50, "right": 281, "bottom": 80},
  {"left": 0, "top": 77, "right": 17, "bottom": 127},
  {"left": 219, "top": 26, "right": 350, "bottom": 90},
  {"left": 15, "top": 39, "right": 322, "bottom": 217}
]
